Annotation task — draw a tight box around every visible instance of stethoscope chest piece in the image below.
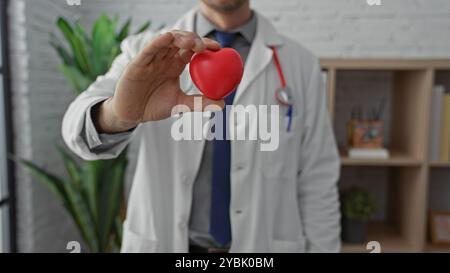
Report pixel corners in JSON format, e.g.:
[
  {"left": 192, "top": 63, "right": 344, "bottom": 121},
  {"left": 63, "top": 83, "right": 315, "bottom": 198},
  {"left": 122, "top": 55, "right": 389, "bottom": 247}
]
[{"left": 275, "top": 86, "right": 293, "bottom": 106}]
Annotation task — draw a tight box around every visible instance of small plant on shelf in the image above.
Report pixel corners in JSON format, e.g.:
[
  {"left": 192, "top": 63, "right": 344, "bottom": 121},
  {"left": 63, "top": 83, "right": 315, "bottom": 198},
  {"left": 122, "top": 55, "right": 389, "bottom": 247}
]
[{"left": 341, "top": 186, "right": 377, "bottom": 244}]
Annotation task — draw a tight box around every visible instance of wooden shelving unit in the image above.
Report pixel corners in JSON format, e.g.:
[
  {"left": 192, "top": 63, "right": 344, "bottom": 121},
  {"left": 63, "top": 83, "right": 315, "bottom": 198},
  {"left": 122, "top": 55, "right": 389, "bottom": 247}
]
[
  {"left": 342, "top": 222, "right": 413, "bottom": 253},
  {"left": 320, "top": 59, "right": 450, "bottom": 253}
]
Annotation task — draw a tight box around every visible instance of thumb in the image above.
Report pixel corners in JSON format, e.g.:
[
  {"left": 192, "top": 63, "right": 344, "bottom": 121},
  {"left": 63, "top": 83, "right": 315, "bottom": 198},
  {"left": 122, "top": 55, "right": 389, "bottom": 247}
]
[{"left": 176, "top": 93, "right": 225, "bottom": 112}]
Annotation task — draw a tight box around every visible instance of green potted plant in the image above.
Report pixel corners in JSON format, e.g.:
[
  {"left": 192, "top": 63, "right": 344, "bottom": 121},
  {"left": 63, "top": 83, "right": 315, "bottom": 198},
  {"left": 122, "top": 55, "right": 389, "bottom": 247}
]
[
  {"left": 341, "top": 186, "right": 377, "bottom": 244},
  {"left": 14, "top": 15, "right": 150, "bottom": 252}
]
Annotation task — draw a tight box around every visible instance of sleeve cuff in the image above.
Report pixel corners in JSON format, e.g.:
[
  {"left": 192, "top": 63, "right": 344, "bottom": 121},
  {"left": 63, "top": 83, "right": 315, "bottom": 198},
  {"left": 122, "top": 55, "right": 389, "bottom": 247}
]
[{"left": 84, "top": 100, "right": 134, "bottom": 150}]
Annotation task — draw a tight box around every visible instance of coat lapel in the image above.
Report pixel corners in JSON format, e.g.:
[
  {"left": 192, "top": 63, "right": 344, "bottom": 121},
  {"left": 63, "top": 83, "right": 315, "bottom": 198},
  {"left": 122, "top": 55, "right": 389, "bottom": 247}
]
[{"left": 233, "top": 13, "right": 284, "bottom": 104}]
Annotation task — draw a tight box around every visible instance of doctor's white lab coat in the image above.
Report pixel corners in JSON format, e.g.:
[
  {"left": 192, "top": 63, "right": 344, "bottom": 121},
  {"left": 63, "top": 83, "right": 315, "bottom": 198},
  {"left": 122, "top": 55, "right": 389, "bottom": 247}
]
[{"left": 62, "top": 9, "right": 341, "bottom": 253}]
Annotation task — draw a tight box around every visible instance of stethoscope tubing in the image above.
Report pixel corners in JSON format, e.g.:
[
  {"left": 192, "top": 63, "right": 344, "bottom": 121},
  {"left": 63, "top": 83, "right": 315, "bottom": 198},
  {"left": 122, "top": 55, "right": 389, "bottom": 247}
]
[
  {"left": 270, "top": 46, "right": 287, "bottom": 89},
  {"left": 270, "top": 46, "right": 293, "bottom": 107}
]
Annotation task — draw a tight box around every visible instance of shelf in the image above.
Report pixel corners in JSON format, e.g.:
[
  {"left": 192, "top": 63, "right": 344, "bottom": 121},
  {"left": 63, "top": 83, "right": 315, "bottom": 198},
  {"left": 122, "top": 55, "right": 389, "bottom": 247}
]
[
  {"left": 342, "top": 222, "right": 413, "bottom": 253},
  {"left": 340, "top": 152, "right": 422, "bottom": 167},
  {"left": 425, "top": 244, "right": 450, "bottom": 253},
  {"left": 429, "top": 161, "right": 450, "bottom": 168},
  {"left": 320, "top": 59, "right": 450, "bottom": 70}
]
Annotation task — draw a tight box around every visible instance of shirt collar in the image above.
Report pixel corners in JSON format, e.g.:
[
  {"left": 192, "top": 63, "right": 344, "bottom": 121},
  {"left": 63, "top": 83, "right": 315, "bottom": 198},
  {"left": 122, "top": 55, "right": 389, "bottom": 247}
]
[{"left": 195, "top": 10, "right": 257, "bottom": 43}]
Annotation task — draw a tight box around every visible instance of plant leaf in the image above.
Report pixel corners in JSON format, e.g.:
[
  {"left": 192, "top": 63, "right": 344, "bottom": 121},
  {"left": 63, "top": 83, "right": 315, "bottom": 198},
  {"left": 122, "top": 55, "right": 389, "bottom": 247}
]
[
  {"left": 12, "top": 157, "right": 69, "bottom": 208},
  {"left": 81, "top": 160, "right": 104, "bottom": 231},
  {"left": 59, "top": 64, "right": 92, "bottom": 95},
  {"left": 135, "top": 21, "right": 151, "bottom": 35},
  {"left": 12, "top": 154, "right": 99, "bottom": 251},
  {"left": 113, "top": 216, "right": 123, "bottom": 250},
  {"left": 91, "top": 15, "right": 118, "bottom": 76},
  {"left": 74, "top": 22, "right": 91, "bottom": 45},
  {"left": 50, "top": 34, "right": 72, "bottom": 65},
  {"left": 116, "top": 18, "right": 131, "bottom": 42},
  {"left": 97, "top": 155, "right": 127, "bottom": 250},
  {"left": 62, "top": 176, "right": 99, "bottom": 252},
  {"left": 56, "top": 146, "right": 82, "bottom": 190},
  {"left": 57, "top": 17, "right": 93, "bottom": 79}
]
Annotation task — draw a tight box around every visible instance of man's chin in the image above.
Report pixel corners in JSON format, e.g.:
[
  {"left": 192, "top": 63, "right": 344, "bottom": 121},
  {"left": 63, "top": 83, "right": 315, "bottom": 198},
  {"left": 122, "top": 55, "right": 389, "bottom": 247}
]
[{"left": 201, "top": 0, "right": 248, "bottom": 13}]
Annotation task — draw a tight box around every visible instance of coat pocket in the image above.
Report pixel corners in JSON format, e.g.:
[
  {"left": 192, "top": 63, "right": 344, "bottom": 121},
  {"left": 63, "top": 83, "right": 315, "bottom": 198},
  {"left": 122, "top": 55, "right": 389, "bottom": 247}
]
[
  {"left": 261, "top": 115, "right": 300, "bottom": 181},
  {"left": 121, "top": 226, "right": 158, "bottom": 253}
]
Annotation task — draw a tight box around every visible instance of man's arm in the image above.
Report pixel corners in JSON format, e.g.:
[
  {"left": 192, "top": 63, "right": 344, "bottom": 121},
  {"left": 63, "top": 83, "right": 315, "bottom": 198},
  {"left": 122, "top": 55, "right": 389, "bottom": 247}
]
[
  {"left": 62, "top": 31, "right": 223, "bottom": 161},
  {"left": 297, "top": 60, "right": 341, "bottom": 253},
  {"left": 62, "top": 35, "right": 137, "bottom": 160}
]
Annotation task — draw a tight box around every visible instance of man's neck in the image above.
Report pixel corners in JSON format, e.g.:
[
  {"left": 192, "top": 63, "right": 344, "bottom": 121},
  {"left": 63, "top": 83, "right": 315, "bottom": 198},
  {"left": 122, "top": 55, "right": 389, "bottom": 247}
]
[{"left": 199, "top": 2, "right": 252, "bottom": 31}]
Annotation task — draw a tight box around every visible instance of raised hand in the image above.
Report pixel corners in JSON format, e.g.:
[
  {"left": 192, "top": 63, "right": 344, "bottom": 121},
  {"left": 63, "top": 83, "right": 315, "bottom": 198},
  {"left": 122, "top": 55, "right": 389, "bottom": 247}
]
[{"left": 95, "top": 31, "right": 224, "bottom": 134}]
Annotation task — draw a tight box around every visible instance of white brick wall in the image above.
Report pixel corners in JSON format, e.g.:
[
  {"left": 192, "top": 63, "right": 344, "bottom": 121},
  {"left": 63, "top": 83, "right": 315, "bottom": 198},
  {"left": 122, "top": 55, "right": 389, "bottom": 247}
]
[
  {"left": 9, "top": 0, "right": 82, "bottom": 252},
  {"left": 77, "top": 0, "right": 450, "bottom": 58},
  {"left": 8, "top": 0, "right": 450, "bottom": 252}
]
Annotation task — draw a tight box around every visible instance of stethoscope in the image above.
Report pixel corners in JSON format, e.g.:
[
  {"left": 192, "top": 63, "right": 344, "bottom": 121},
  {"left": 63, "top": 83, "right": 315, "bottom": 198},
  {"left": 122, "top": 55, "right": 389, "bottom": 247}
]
[{"left": 270, "top": 46, "right": 293, "bottom": 132}]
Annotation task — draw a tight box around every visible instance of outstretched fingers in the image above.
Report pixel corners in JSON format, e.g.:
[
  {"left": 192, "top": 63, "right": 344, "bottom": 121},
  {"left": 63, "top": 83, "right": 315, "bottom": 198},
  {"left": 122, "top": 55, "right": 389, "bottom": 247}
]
[
  {"left": 133, "top": 32, "right": 175, "bottom": 66},
  {"left": 133, "top": 31, "right": 221, "bottom": 66}
]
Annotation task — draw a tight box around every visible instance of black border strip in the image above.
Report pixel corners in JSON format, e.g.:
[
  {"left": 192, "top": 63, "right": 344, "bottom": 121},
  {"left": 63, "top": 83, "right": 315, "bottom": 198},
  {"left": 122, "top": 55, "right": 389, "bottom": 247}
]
[{"left": 1, "top": 0, "right": 16, "bottom": 253}]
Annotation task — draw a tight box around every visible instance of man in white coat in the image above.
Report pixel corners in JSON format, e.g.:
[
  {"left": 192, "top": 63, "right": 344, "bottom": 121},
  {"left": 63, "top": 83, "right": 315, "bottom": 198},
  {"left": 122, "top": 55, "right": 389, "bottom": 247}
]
[{"left": 62, "top": 0, "right": 341, "bottom": 253}]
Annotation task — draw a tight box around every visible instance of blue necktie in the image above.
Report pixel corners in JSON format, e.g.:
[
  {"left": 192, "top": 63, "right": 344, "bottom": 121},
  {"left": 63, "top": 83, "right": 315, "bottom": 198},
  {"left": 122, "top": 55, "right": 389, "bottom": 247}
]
[{"left": 209, "top": 31, "right": 237, "bottom": 246}]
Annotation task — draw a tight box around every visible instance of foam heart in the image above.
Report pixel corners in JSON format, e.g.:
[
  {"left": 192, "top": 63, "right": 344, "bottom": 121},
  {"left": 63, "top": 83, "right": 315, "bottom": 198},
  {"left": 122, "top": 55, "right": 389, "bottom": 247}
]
[{"left": 189, "top": 48, "right": 244, "bottom": 100}]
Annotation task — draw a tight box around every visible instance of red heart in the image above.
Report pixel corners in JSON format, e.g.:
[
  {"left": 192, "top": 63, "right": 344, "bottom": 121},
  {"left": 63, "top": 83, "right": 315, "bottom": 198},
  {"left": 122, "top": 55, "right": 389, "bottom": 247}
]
[{"left": 189, "top": 48, "right": 244, "bottom": 100}]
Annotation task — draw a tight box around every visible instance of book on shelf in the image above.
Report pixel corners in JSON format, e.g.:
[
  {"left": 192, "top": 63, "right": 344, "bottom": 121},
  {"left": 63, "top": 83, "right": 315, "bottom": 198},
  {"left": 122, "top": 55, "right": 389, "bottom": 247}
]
[
  {"left": 429, "top": 85, "right": 445, "bottom": 161},
  {"left": 440, "top": 92, "right": 450, "bottom": 162},
  {"left": 348, "top": 148, "right": 390, "bottom": 159}
]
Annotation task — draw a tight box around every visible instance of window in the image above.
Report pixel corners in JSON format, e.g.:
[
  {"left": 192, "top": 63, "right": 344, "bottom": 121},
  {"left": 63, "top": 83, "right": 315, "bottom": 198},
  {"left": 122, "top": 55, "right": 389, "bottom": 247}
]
[{"left": 0, "top": 0, "right": 14, "bottom": 253}]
